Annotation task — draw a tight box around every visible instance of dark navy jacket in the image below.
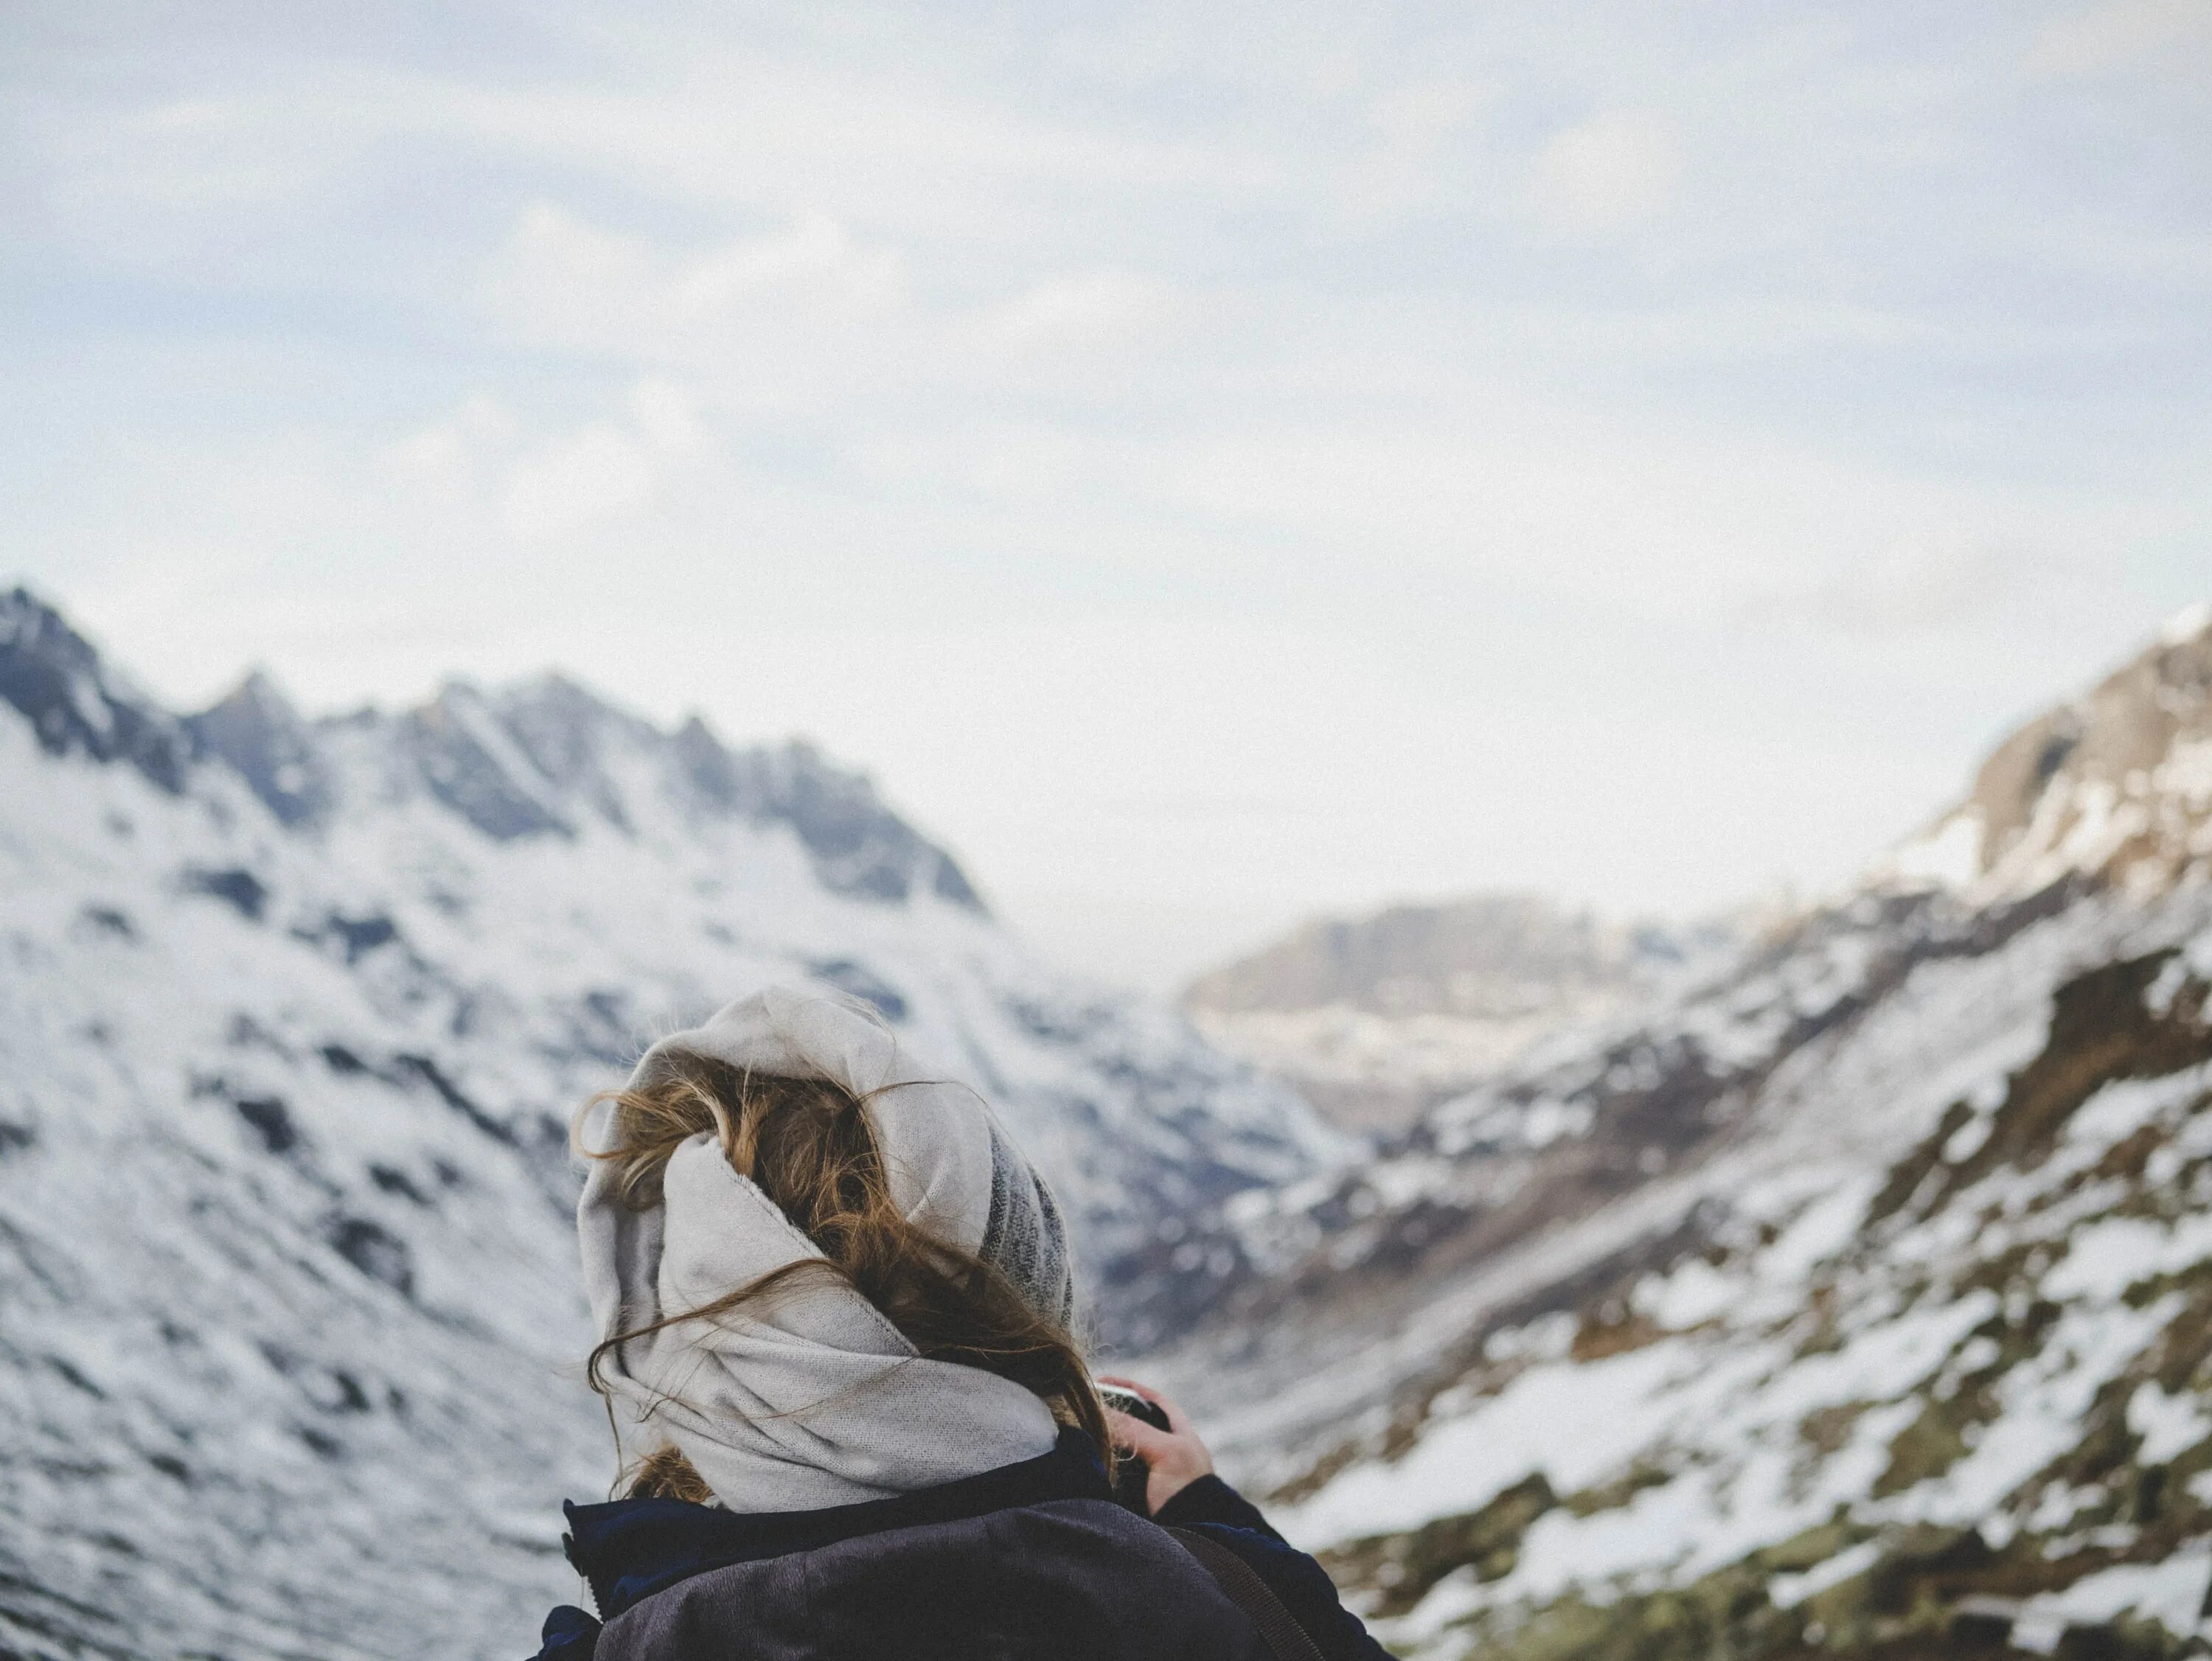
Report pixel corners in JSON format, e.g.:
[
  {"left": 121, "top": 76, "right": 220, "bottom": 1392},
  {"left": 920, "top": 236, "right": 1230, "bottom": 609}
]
[{"left": 529, "top": 1430, "right": 1390, "bottom": 1661}]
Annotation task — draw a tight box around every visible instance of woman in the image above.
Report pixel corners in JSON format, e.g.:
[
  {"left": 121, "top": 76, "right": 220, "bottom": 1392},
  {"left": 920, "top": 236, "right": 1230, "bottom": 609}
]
[{"left": 528, "top": 988, "right": 1388, "bottom": 1661}]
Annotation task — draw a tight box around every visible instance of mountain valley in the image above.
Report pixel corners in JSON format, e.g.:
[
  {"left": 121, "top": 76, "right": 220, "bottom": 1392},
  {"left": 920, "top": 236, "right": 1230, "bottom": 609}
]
[
  {"left": 1161, "top": 607, "right": 2212, "bottom": 1660},
  {"left": 12, "top": 585, "right": 2212, "bottom": 1661},
  {"left": 1183, "top": 894, "right": 1739, "bottom": 1133}
]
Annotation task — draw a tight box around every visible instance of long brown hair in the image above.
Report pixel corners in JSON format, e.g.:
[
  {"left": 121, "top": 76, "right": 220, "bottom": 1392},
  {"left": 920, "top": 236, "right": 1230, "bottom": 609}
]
[{"left": 577, "top": 1051, "right": 1111, "bottom": 1500}]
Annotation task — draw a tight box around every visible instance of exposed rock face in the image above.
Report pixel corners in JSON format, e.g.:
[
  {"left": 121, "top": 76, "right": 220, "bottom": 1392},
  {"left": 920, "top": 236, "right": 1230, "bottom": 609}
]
[
  {"left": 0, "top": 589, "right": 1340, "bottom": 1661},
  {"left": 1158, "top": 607, "right": 2212, "bottom": 1660},
  {"left": 187, "top": 669, "right": 335, "bottom": 826},
  {"left": 170, "top": 627, "right": 985, "bottom": 912},
  {"left": 1183, "top": 895, "right": 1729, "bottom": 1132},
  {"left": 1878, "top": 602, "right": 2212, "bottom": 901},
  {"left": 0, "top": 587, "right": 190, "bottom": 791},
  {"left": 1189, "top": 896, "right": 1641, "bottom": 1017}
]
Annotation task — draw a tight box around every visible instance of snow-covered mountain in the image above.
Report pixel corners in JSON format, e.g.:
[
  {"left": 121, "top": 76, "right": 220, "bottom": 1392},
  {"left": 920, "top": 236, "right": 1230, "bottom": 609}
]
[
  {"left": 1183, "top": 896, "right": 1736, "bottom": 1132},
  {"left": 0, "top": 588, "right": 1339, "bottom": 1661},
  {"left": 1162, "top": 607, "right": 2212, "bottom": 1660}
]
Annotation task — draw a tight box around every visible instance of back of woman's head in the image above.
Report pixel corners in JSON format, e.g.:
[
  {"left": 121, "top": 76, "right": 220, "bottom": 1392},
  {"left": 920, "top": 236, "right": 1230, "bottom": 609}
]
[{"left": 580, "top": 1051, "right": 1109, "bottom": 1498}]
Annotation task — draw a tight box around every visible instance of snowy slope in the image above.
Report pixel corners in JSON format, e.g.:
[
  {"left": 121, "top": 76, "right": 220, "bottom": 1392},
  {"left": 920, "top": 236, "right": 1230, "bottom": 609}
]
[
  {"left": 0, "top": 588, "right": 1338, "bottom": 1661},
  {"left": 1161, "top": 610, "right": 2212, "bottom": 1660}
]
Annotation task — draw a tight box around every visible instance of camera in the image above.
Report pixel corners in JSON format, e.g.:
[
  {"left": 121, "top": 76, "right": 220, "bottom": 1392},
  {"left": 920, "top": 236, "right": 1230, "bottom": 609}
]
[{"left": 1096, "top": 1383, "right": 1171, "bottom": 1514}]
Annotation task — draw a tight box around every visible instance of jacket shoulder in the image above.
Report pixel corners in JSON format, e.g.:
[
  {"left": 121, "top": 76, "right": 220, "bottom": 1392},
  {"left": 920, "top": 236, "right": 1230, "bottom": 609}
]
[{"left": 597, "top": 1498, "right": 1274, "bottom": 1661}]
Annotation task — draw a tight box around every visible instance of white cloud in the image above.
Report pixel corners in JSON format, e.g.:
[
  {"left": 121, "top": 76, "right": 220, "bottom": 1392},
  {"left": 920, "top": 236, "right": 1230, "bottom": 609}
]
[
  {"left": 483, "top": 198, "right": 1214, "bottom": 415},
  {"left": 422, "top": 46, "right": 1285, "bottom": 238},
  {"left": 44, "top": 88, "right": 376, "bottom": 214},
  {"left": 1338, "top": 78, "right": 1487, "bottom": 223},
  {"left": 488, "top": 205, "right": 908, "bottom": 357},
  {"left": 367, "top": 380, "right": 710, "bottom": 546},
  {"left": 378, "top": 395, "right": 515, "bottom": 500},
  {"left": 986, "top": 271, "right": 1188, "bottom": 350},
  {"left": 372, "top": 380, "right": 711, "bottom": 544},
  {"left": 501, "top": 425, "right": 660, "bottom": 543},
  {"left": 1527, "top": 110, "right": 1684, "bottom": 237},
  {"left": 2028, "top": 0, "right": 2212, "bottom": 80},
  {"left": 671, "top": 214, "right": 907, "bottom": 318},
  {"left": 499, "top": 381, "right": 707, "bottom": 543},
  {"left": 625, "top": 379, "right": 709, "bottom": 455},
  {"left": 1745, "top": 543, "right": 2111, "bottom": 641}
]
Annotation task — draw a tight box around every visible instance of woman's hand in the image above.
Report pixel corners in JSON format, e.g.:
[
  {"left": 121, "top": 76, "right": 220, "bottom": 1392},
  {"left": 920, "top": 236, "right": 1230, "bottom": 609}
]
[{"left": 1099, "top": 1374, "right": 1214, "bottom": 1516}]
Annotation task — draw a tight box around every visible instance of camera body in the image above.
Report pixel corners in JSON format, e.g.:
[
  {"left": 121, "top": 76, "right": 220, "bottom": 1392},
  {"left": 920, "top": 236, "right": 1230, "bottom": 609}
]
[{"left": 1097, "top": 1383, "right": 1171, "bottom": 1514}]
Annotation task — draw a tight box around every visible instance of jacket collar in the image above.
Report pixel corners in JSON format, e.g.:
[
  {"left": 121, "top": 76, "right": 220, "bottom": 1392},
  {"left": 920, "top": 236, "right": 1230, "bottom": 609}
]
[{"left": 563, "top": 1427, "right": 1115, "bottom": 1622}]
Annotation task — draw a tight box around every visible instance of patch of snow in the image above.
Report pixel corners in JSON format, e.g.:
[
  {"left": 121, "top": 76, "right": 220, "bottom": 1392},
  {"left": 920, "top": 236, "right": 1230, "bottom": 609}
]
[
  {"left": 1756, "top": 1177, "right": 1877, "bottom": 1286},
  {"left": 2025, "top": 1481, "right": 2107, "bottom": 1533},
  {"left": 1634, "top": 1258, "right": 1740, "bottom": 1330},
  {"left": 2128, "top": 1382, "right": 2212, "bottom": 1464},
  {"left": 1483, "top": 1311, "right": 1579, "bottom": 1364},
  {"left": 2157, "top": 739, "right": 2212, "bottom": 811},
  {"left": 1276, "top": 1340, "right": 1703, "bottom": 1545},
  {"left": 1519, "top": 1096, "right": 1596, "bottom": 1148},
  {"left": 2046, "top": 1216, "right": 2212, "bottom": 1300},
  {"left": 1944, "top": 1112, "right": 1994, "bottom": 1163},
  {"left": 1366, "top": 1157, "right": 1459, "bottom": 1210},
  {"left": 2065, "top": 1066, "right": 2212, "bottom": 1158},
  {"left": 1883, "top": 810, "right": 1986, "bottom": 890},
  {"left": 1756, "top": 1292, "right": 2000, "bottom": 1421},
  {"left": 1770, "top": 1541, "right": 1882, "bottom": 1608},
  {"left": 2055, "top": 781, "right": 2149, "bottom": 880},
  {"left": 2010, "top": 1549, "right": 2212, "bottom": 1653},
  {"left": 1382, "top": 1567, "right": 1490, "bottom": 1654},
  {"left": 2161, "top": 601, "right": 2212, "bottom": 647},
  {"left": 1893, "top": 1298, "right": 2180, "bottom": 1527}
]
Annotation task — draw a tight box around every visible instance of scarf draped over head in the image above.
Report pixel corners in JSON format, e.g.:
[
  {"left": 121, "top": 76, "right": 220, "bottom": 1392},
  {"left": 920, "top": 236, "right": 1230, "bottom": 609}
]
[{"left": 576, "top": 987, "right": 1073, "bottom": 1512}]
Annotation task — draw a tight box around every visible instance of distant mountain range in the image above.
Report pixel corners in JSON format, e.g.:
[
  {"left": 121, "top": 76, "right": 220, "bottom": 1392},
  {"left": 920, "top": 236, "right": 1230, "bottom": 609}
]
[
  {"left": 0, "top": 588, "right": 1341, "bottom": 1661},
  {"left": 1183, "top": 894, "right": 1740, "bottom": 1132},
  {"left": 1154, "top": 605, "right": 2212, "bottom": 1661}
]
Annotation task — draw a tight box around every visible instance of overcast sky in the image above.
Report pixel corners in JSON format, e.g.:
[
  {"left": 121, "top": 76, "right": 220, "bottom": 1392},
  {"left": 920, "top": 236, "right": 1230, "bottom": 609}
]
[{"left": 5, "top": 2, "right": 2209, "bottom": 989}]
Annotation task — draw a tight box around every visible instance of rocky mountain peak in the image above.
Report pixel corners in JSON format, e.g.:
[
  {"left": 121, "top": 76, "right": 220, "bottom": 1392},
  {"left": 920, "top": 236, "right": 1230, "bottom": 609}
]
[
  {"left": 0, "top": 585, "right": 189, "bottom": 793},
  {"left": 0, "top": 587, "right": 984, "bottom": 911},
  {"left": 1879, "top": 605, "right": 2212, "bottom": 901},
  {"left": 750, "top": 737, "right": 986, "bottom": 912},
  {"left": 399, "top": 679, "right": 578, "bottom": 841},
  {"left": 187, "top": 669, "right": 332, "bottom": 826},
  {"left": 383, "top": 676, "right": 987, "bottom": 908}
]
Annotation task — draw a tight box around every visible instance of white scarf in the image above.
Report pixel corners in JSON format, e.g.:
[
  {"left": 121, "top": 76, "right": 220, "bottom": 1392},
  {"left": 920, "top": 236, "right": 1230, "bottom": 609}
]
[{"left": 575, "top": 989, "right": 1068, "bottom": 1511}]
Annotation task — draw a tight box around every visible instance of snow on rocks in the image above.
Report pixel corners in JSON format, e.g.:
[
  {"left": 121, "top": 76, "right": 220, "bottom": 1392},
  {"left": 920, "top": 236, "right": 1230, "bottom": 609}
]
[{"left": 1267, "top": 894, "right": 2212, "bottom": 1660}]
